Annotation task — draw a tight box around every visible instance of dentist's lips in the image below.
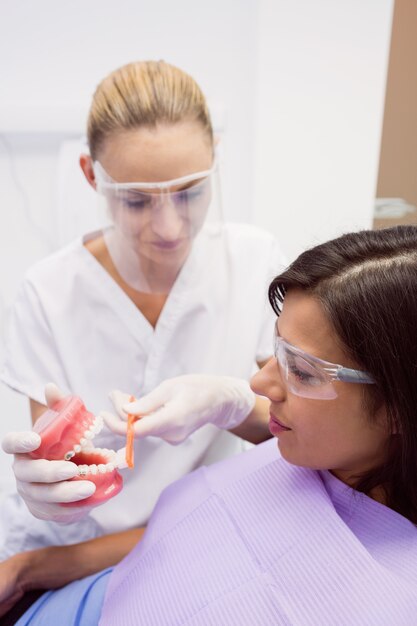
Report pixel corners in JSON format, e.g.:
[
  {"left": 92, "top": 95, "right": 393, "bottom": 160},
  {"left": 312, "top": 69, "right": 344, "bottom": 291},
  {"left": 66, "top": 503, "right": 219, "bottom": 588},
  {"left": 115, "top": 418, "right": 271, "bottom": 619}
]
[
  {"left": 150, "top": 238, "right": 186, "bottom": 251},
  {"left": 30, "top": 396, "right": 123, "bottom": 507},
  {"left": 269, "top": 413, "right": 291, "bottom": 436}
]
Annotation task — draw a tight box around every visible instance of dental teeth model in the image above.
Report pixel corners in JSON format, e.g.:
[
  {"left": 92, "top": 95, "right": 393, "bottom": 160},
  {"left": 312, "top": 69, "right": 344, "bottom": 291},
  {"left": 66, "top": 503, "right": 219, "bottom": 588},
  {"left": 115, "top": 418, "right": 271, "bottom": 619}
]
[{"left": 29, "top": 396, "right": 123, "bottom": 507}]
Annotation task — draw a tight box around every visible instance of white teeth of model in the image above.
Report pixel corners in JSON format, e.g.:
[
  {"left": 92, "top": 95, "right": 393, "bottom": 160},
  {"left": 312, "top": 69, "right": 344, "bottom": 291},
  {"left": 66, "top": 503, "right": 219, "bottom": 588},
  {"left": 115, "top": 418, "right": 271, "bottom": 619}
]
[
  {"left": 106, "top": 463, "right": 115, "bottom": 472},
  {"left": 96, "top": 449, "right": 110, "bottom": 461},
  {"left": 73, "top": 444, "right": 82, "bottom": 453},
  {"left": 113, "top": 447, "right": 128, "bottom": 470},
  {"left": 78, "top": 465, "right": 89, "bottom": 476},
  {"left": 90, "top": 465, "right": 98, "bottom": 475},
  {"left": 85, "top": 429, "right": 94, "bottom": 439},
  {"left": 80, "top": 438, "right": 88, "bottom": 447},
  {"left": 98, "top": 464, "right": 106, "bottom": 474},
  {"left": 64, "top": 450, "right": 75, "bottom": 460}
]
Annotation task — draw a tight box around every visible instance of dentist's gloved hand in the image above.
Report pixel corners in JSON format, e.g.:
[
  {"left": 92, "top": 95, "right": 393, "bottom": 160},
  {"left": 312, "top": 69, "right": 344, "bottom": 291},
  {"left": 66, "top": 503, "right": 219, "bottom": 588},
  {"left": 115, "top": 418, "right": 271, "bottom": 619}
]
[
  {"left": 1, "top": 383, "right": 96, "bottom": 523},
  {"left": 101, "top": 375, "right": 255, "bottom": 445}
]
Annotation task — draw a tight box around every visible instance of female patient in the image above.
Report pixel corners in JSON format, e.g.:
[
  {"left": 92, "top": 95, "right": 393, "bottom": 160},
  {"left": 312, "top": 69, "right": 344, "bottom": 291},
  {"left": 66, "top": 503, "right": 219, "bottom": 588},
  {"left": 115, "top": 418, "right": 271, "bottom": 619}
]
[{"left": 5, "top": 225, "right": 417, "bottom": 624}]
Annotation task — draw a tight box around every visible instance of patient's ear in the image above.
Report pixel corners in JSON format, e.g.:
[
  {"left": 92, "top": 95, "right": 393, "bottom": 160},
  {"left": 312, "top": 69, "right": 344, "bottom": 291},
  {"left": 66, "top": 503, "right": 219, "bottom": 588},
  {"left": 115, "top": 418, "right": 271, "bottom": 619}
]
[{"left": 80, "top": 154, "right": 96, "bottom": 189}]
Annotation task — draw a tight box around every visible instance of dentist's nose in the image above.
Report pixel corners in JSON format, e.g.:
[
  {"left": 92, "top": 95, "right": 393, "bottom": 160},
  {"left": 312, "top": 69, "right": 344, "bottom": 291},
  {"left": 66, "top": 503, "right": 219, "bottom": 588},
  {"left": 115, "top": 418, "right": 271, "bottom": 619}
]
[
  {"left": 250, "top": 357, "right": 286, "bottom": 403},
  {"left": 151, "top": 197, "right": 184, "bottom": 241}
]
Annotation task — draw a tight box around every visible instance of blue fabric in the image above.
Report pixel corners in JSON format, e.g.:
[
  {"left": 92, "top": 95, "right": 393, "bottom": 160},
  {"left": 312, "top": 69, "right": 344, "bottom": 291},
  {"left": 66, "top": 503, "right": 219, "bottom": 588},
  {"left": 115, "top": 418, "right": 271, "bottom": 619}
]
[{"left": 15, "top": 568, "right": 111, "bottom": 626}]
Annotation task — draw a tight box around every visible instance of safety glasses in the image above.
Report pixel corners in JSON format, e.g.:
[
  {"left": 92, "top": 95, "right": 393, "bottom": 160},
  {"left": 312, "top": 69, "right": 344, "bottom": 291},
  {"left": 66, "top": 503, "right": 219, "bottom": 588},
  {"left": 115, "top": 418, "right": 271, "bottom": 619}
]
[{"left": 273, "top": 331, "right": 375, "bottom": 400}]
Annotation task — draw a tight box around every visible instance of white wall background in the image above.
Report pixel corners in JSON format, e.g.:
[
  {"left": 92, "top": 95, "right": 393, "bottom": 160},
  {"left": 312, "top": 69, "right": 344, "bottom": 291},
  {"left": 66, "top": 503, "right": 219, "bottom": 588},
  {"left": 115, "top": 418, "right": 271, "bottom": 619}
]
[
  {"left": 0, "top": 0, "right": 393, "bottom": 489},
  {"left": 254, "top": 0, "right": 394, "bottom": 259}
]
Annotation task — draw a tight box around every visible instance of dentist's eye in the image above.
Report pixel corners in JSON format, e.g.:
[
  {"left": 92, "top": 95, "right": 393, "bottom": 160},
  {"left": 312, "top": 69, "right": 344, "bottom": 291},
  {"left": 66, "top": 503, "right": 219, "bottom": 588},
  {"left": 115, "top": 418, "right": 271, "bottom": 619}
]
[
  {"left": 174, "top": 191, "right": 191, "bottom": 205},
  {"left": 123, "top": 199, "right": 149, "bottom": 210},
  {"left": 174, "top": 186, "right": 205, "bottom": 205},
  {"left": 122, "top": 193, "right": 152, "bottom": 211}
]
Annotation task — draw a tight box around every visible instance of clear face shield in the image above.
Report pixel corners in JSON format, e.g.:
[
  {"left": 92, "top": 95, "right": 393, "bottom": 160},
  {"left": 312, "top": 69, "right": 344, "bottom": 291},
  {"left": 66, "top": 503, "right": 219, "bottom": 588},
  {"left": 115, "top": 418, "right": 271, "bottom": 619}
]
[
  {"left": 94, "top": 160, "right": 222, "bottom": 294},
  {"left": 273, "top": 328, "right": 375, "bottom": 400}
]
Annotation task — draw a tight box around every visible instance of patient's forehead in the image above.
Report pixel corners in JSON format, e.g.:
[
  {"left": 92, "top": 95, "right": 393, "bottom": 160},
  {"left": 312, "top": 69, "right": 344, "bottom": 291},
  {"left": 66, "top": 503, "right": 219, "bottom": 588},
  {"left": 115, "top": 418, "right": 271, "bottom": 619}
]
[{"left": 277, "top": 289, "right": 355, "bottom": 367}]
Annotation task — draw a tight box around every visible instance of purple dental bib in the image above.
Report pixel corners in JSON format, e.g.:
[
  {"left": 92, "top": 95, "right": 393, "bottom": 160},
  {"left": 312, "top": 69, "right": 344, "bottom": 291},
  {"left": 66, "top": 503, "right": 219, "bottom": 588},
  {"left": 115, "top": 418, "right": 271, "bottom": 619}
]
[{"left": 100, "top": 439, "right": 417, "bottom": 625}]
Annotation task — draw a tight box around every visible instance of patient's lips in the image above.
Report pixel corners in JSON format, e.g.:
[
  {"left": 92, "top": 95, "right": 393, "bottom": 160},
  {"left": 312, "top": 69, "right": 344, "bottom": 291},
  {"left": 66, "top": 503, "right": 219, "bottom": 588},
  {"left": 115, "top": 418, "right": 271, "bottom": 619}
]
[{"left": 30, "top": 396, "right": 123, "bottom": 507}]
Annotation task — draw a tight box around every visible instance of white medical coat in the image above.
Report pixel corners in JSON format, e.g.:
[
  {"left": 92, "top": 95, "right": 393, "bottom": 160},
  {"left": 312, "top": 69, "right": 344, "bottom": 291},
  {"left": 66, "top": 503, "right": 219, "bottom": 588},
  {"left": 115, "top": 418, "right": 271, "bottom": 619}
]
[{"left": 0, "top": 223, "right": 286, "bottom": 556}]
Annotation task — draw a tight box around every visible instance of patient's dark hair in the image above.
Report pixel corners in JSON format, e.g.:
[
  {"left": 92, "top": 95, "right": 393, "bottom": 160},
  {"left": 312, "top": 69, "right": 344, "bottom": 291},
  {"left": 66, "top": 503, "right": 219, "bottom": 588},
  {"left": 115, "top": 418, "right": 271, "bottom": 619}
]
[{"left": 269, "top": 225, "right": 417, "bottom": 523}]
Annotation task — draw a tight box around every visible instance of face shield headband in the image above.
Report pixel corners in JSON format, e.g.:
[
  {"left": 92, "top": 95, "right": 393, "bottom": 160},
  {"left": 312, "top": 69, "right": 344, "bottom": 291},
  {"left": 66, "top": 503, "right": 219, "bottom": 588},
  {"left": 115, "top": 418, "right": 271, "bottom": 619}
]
[{"left": 94, "top": 161, "right": 217, "bottom": 193}]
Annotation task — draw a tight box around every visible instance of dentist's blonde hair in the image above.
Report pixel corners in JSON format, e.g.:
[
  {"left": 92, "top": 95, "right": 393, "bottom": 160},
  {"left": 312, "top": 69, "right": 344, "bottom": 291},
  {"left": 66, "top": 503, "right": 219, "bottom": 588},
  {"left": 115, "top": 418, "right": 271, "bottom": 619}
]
[{"left": 87, "top": 60, "right": 213, "bottom": 159}]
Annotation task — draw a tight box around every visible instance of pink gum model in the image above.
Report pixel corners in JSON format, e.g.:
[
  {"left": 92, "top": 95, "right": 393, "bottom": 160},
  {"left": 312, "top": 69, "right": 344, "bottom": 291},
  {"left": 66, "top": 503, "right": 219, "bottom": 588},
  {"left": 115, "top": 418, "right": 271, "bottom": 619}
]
[{"left": 30, "top": 396, "right": 123, "bottom": 507}]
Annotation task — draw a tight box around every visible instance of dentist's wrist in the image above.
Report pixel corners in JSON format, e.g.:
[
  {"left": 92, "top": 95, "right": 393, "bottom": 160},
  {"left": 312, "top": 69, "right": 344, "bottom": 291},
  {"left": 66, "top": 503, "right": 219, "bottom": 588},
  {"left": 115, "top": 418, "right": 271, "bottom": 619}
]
[
  {"left": 15, "top": 546, "right": 80, "bottom": 592},
  {"left": 11, "top": 550, "right": 40, "bottom": 594}
]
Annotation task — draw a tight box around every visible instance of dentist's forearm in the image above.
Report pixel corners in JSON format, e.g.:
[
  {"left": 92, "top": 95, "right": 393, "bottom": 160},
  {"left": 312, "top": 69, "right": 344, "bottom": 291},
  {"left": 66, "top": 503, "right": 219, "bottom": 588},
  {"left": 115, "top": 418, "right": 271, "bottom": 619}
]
[{"left": 18, "top": 527, "right": 145, "bottom": 592}]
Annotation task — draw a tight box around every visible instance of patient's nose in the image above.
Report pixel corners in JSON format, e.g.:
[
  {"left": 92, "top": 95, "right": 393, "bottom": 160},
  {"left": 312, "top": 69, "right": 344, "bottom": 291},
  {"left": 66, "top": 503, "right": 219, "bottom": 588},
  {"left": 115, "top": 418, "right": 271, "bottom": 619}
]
[{"left": 250, "top": 358, "right": 286, "bottom": 403}]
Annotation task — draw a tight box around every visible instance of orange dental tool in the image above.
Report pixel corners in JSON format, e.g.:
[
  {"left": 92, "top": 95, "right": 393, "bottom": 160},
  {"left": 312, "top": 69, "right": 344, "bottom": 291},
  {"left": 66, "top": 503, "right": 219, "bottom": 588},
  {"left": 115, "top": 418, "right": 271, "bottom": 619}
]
[{"left": 126, "top": 395, "right": 139, "bottom": 469}]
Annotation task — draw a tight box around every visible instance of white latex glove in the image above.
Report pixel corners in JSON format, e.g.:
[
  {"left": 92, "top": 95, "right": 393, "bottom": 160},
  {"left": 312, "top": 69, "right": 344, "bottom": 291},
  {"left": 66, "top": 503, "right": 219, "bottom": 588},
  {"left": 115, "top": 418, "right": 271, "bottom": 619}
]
[
  {"left": 1, "top": 383, "right": 96, "bottom": 523},
  {"left": 101, "top": 375, "right": 255, "bottom": 445}
]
